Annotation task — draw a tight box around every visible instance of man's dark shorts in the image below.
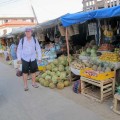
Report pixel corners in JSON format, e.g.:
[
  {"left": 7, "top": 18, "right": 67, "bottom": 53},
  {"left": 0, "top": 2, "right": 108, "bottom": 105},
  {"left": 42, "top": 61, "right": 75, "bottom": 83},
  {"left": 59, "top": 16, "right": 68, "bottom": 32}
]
[{"left": 22, "top": 59, "right": 38, "bottom": 74}]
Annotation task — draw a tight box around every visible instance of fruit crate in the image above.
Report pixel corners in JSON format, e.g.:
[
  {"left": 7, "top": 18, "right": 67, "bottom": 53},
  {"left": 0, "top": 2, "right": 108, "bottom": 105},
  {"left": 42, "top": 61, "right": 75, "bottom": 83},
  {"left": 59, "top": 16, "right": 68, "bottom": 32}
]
[
  {"left": 81, "top": 77, "right": 114, "bottom": 102},
  {"left": 113, "top": 93, "right": 120, "bottom": 115},
  {"left": 80, "top": 68, "right": 115, "bottom": 81}
]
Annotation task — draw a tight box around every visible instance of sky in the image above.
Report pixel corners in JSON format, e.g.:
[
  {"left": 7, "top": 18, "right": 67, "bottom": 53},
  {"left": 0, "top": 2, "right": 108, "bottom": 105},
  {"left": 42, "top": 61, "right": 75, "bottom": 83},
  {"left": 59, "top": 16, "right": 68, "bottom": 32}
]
[{"left": 0, "top": 0, "right": 83, "bottom": 23}]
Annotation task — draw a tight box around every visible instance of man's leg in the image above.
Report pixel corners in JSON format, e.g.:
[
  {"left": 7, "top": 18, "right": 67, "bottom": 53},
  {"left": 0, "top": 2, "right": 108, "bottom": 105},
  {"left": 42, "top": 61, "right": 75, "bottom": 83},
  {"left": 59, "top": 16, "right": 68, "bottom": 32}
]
[
  {"left": 31, "top": 72, "right": 36, "bottom": 85},
  {"left": 23, "top": 73, "right": 28, "bottom": 88},
  {"left": 30, "top": 60, "right": 39, "bottom": 88},
  {"left": 22, "top": 59, "right": 29, "bottom": 90}
]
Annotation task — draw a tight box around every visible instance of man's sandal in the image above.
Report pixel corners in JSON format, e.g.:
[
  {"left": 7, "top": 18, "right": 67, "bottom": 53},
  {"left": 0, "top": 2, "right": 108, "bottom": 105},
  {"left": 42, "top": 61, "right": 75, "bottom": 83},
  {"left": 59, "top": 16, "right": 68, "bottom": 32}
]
[
  {"left": 32, "top": 84, "right": 39, "bottom": 88},
  {"left": 24, "top": 87, "right": 29, "bottom": 91}
]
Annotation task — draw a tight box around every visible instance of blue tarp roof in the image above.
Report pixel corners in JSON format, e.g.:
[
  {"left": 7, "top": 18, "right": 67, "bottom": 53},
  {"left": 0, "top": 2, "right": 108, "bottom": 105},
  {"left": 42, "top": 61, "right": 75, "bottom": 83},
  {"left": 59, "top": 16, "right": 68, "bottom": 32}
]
[{"left": 61, "top": 5, "right": 120, "bottom": 27}]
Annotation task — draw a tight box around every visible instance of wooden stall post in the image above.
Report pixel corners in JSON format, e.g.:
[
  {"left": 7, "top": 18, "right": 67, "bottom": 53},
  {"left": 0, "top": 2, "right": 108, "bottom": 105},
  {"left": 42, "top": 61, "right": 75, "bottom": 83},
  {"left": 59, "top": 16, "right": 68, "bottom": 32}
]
[{"left": 65, "top": 28, "right": 72, "bottom": 82}]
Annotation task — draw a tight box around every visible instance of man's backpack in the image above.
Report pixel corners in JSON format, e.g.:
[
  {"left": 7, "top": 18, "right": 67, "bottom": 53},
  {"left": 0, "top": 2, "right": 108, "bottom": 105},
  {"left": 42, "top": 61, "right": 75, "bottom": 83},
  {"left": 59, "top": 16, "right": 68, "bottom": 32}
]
[{"left": 22, "top": 37, "right": 36, "bottom": 50}]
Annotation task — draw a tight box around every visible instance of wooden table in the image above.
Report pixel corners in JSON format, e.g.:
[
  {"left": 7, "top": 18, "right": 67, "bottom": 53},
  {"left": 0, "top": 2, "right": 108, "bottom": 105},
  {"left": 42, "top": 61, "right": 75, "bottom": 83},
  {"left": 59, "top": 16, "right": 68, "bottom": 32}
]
[
  {"left": 113, "top": 93, "right": 120, "bottom": 115},
  {"left": 81, "top": 77, "right": 115, "bottom": 102}
]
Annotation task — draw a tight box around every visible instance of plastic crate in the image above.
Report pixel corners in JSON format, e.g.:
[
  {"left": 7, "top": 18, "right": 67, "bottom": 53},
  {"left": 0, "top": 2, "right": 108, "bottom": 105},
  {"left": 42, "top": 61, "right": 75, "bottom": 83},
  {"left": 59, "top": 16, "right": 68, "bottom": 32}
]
[{"left": 80, "top": 68, "right": 115, "bottom": 81}]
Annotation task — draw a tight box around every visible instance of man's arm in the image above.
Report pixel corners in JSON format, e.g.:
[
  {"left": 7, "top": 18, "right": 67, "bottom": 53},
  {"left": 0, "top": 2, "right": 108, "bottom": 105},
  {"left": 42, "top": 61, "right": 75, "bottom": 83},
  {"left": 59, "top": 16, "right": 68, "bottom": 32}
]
[
  {"left": 17, "top": 40, "right": 22, "bottom": 61},
  {"left": 36, "top": 39, "right": 42, "bottom": 61}
]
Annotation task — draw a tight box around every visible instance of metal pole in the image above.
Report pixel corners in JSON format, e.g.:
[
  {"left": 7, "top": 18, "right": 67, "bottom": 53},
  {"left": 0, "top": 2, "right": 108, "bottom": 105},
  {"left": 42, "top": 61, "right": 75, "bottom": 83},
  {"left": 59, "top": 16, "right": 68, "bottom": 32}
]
[{"left": 28, "top": 0, "right": 39, "bottom": 24}]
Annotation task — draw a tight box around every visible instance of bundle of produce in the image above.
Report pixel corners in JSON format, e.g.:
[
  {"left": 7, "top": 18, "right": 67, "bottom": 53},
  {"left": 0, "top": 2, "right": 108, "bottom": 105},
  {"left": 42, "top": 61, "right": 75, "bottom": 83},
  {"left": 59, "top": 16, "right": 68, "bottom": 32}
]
[
  {"left": 99, "top": 52, "right": 120, "bottom": 62},
  {"left": 98, "top": 44, "right": 114, "bottom": 51},
  {"left": 114, "top": 48, "right": 120, "bottom": 54},
  {"left": 71, "top": 59, "right": 86, "bottom": 70},
  {"left": 79, "top": 45, "right": 98, "bottom": 59},
  {"left": 37, "top": 55, "right": 71, "bottom": 90},
  {"left": 91, "top": 59, "right": 115, "bottom": 71}
]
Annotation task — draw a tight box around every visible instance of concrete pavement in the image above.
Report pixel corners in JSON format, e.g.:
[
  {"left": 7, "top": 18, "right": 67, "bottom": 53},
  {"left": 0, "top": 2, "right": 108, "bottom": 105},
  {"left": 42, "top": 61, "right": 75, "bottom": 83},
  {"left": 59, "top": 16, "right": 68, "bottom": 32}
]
[{"left": 0, "top": 62, "right": 104, "bottom": 120}]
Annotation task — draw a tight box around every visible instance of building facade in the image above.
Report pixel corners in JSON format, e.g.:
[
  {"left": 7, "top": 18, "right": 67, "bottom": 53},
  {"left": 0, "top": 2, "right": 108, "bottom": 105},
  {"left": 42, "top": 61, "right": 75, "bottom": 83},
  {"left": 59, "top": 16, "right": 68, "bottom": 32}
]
[
  {"left": 82, "top": 0, "right": 120, "bottom": 11},
  {"left": 0, "top": 18, "right": 36, "bottom": 37}
]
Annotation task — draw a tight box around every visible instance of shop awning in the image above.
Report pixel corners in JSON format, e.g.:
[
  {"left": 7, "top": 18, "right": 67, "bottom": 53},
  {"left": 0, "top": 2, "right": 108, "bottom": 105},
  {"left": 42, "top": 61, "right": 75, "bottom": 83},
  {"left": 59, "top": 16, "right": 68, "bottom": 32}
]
[
  {"left": 36, "top": 18, "right": 60, "bottom": 29},
  {"left": 61, "top": 5, "right": 120, "bottom": 27}
]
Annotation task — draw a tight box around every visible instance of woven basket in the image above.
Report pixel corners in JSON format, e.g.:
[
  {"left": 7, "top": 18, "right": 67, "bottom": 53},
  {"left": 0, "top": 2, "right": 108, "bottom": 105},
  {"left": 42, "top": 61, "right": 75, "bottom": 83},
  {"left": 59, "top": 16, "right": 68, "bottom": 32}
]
[
  {"left": 73, "top": 24, "right": 79, "bottom": 35},
  {"left": 58, "top": 25, "right": 66, "bottom": 36}
]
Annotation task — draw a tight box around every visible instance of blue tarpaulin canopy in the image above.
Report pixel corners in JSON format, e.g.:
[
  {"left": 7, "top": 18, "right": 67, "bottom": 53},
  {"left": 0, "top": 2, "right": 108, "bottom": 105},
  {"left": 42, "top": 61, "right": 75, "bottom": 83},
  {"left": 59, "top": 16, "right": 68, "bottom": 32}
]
[{"left": 61, "top": 5, "right": 120, "bottom": 27}]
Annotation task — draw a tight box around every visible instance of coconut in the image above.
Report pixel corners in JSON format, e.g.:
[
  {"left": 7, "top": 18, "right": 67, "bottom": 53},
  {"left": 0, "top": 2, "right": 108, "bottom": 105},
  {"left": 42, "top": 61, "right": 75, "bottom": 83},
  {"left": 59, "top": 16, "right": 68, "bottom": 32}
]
[
  {"left": 52, "top": 76, "right": 58, "bottom": 84},
  {"left": 60, "top": 60, "right": 66, "bottom": 66},
  {"left": 52, "top": 67, "right": 58, "bottom": 72},
  {"left": 56, "top": 71, "right": 61, "bottom": 77},
  {"left": 58, "top": 55, "right": 67, "bottom": 61},
  {"left": 57, "top": 82, "right": 64, "bottom": 89},
  {"left": 39, "top": 78, "right": 44, "bottom": 83},
  {"left": 45, "top": 75, "right": 51, "bottom": 81},
  {"left": 35, "top": 77, "right": 39, "bottom": 82},
  {"left": 53, "top": 59, "right": 59, "bottom": 65},
  {"left": 49, "top": 83, "right": 56, "bottom": 89},
  {"left": 43, "top": 80, "right": 50, "bottom": 87},
  {"left": 50, "top": 63, "right": 56, "bottom": 69},
  {"left": 60, "top": 72, "right": 67, "bottom": 80},
  {"left": 46, "top": 64, "right": 52, "bottom": 70},
  {"left": 41, "top": 73, "right": 47, "bottom": 79},
  {"left": 46, "top": 70, "right": 51, "bottom": 75},
  {"left": 50, "top": 72, "right": 56, "bottom": 76},
  {"left": 64, "top": 81, "right": 70, "bottom": 87},
  {"left": 58, "top": 65, "right": 64, "bottom": 72},
  {"left": 40, "top": 79, "right": 45, "bottom": 86}
]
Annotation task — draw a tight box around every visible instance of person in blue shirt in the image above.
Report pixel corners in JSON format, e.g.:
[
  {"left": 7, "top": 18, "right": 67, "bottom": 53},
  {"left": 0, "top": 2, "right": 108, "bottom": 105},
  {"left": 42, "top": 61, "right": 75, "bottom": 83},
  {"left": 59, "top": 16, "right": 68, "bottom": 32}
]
[{"left": 10, "top": 41, "right": 17, "bottom": 60}]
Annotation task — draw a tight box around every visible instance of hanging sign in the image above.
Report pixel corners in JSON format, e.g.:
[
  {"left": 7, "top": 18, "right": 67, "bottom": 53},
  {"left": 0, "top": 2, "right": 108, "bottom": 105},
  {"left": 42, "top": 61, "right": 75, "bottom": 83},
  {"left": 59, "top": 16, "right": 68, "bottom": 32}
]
[{"left": 88, "top": 23, "right": 97, "bottom": 35}]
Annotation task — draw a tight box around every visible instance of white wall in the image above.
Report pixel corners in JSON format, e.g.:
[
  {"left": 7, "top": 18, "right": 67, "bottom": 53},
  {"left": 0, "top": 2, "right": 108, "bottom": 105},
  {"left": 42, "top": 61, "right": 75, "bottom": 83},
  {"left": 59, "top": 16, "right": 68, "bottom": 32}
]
[{"left": 0, "top": 27, "right": 12, "bottom": 36}]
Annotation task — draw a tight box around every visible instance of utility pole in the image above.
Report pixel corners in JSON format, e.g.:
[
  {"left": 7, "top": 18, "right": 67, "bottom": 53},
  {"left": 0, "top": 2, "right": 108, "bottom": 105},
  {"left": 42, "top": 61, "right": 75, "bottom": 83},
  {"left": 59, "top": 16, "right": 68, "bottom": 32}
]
[{"left": 27, "top": 0, "right": 39, "bottom": 24}]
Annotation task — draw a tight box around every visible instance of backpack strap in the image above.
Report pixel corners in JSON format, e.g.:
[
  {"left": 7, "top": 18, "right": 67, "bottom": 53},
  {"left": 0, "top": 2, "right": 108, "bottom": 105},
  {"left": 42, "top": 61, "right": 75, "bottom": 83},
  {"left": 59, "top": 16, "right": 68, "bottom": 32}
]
[
  {"left": 33, "top": 37, "right": 36, "bottom": 51},
  {"left": 21, "top": 37, "right": 36, "bottom": 50},
  {"left": 22, "top": 38, "right": 24, "bottom": 49}
]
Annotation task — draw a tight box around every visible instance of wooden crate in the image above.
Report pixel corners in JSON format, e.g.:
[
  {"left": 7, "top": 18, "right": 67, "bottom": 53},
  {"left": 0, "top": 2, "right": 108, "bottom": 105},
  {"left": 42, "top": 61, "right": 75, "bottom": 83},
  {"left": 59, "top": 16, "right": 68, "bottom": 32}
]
[
  {"left": 81, "top": 77, "right": 114, "bottom": 102},
  {"left": 113, "top": 93, "right": 120, "bottom": 115}
]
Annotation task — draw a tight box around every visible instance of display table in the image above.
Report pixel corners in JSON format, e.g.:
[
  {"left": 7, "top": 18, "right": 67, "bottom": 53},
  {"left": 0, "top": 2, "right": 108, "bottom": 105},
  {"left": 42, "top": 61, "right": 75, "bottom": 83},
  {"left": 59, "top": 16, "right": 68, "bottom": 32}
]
[
  {"left": 81, "top": 77, "right": 115, "bottom": 102},
  {"left": 113, "top": 93, "right": 120, "bottom": 115}
]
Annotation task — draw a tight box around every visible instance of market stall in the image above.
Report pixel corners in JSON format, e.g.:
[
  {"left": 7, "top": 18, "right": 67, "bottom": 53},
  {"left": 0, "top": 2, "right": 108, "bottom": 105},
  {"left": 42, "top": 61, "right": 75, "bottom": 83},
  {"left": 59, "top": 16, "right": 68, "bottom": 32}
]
[{"left": 60, "top": 5, "right": 120, "bottom": 109}]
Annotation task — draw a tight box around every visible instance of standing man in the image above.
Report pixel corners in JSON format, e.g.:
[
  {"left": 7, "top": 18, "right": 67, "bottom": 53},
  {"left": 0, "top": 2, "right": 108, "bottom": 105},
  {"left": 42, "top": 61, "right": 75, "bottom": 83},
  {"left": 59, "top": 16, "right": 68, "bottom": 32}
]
[{"left": 17, "top": 27, "right": 42, "bottom": 91}]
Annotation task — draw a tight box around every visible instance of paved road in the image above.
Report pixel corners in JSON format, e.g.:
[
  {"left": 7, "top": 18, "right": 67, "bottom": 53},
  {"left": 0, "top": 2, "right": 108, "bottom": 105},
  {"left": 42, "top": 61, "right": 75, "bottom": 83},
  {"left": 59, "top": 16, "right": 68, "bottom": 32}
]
[{"left": 0, "top": 62, "right": 104, "bottom": 120}]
